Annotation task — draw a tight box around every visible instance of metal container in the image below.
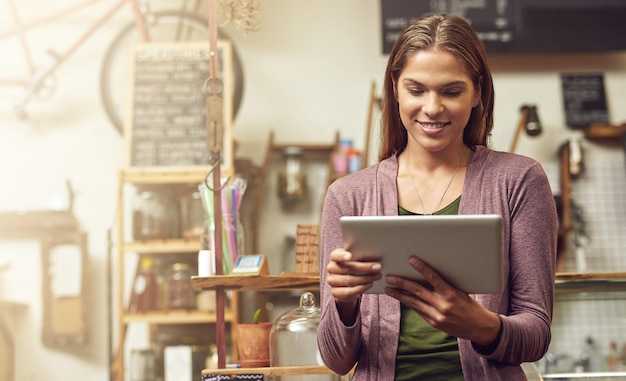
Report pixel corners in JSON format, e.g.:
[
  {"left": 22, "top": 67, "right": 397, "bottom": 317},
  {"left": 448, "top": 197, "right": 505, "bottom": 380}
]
[{"left": 270, "top": 292, "right": 340, "bottom": 381}]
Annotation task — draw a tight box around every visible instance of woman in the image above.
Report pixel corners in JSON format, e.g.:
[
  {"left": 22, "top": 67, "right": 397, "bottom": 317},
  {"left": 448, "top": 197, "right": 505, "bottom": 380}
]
[{"left": 317, "top": 14, "right": 557, "bottom": 380}]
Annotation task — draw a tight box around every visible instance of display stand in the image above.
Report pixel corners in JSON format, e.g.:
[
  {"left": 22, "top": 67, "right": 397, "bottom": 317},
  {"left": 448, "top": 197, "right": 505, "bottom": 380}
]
[
  {"left": 193, "top": 227, "right": 349, "bottom": 379},
  {"left": 192, "top": 273, "right": 345, "bottom": 379}
]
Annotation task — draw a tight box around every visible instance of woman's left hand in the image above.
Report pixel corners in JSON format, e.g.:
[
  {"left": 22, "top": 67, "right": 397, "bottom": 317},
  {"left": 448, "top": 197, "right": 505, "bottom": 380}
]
[{"left": 384, "top": 256, "right": 500, "bottom": 347}]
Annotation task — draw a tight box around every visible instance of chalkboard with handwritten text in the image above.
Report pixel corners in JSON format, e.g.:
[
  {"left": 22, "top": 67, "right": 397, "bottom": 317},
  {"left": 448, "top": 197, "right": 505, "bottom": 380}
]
[
  {"left": 126, "top": 42, "right": 233, "bottom": 173},
  {"left": 380, "top": 0, "right": 626, "bottom": 55}
]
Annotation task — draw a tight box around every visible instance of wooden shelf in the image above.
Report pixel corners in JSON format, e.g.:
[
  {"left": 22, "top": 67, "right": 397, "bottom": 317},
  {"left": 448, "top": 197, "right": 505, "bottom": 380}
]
[
  {"left": 583, "top": 123, "right": 626, "bottom": 144},
  {"left": 0, "top": 211, "right": 78, "bottom": 238},
  {"left": 270, "top": 142, "right": 335, "bottom": 154},
  {"left": 555, "top": 271, "right": 626, "bottom": 281},
  {"left": 122, "top": 239, "right": 201, "bottom": 254},
  {"left": 123, "top": 309, "right": 235, "bottom": 324},
  {"left": 191, "top": 273, "right": 320, "bottom": 292},
  {"left": 120, "top": 167, "right": 211, "bottom": 184},
  {"left": 554, "top": 271, "right": 626, "bottom": 294},
  {"left": 192, "top": 272, "right": 626, "bottom": 293}
]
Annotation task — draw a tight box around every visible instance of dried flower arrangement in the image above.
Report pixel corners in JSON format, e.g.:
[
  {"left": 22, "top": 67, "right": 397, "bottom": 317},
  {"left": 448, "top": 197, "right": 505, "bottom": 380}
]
[{"left": 219, "top": 0, "right": 262, "bottom": 35}]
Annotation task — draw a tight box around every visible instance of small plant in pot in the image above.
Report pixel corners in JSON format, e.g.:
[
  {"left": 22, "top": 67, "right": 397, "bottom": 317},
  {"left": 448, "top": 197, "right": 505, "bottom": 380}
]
[{"left": 236, "top": 308, "right": 273, "bottom": 368}]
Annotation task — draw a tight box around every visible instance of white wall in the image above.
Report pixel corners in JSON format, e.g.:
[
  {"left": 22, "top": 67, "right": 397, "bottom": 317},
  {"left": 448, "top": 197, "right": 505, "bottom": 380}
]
[{"left": 0, "top": 1, "right": 625, "bottom": 380}]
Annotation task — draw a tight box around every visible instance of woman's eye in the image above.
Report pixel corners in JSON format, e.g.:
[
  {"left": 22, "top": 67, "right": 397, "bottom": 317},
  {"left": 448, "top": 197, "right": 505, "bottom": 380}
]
[
  {"left": 407, "top": 89, "right": 424, "bottom": 95},
  {"left": 443, "top": 90, "right": 462, "bottom": 97}
]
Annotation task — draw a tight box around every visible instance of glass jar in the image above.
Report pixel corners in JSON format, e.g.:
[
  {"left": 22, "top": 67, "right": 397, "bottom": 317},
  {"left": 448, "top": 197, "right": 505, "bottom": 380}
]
[
  {"left": 132, "top": 187, "right": 178, "bottom": 240},
  {"left": 133, "top": 257, "right": 158, "bottom": 312},
  {"left": 277, "top": 146, "right": 307, "bottom": 202},
  {"left": 179, "top": 184, "right": 205, "bottom": 240},
  {"left": 270, "top": 292, "right": 340, "bottom": 381},
  {"left": 167, "top": 262, "right": 195, "bottom": 310}
]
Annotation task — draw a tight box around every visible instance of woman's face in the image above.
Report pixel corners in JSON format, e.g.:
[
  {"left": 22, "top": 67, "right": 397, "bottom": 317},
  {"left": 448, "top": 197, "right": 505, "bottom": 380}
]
[{"left": 394, "top": 48, "right": 480, "bottom": 153}]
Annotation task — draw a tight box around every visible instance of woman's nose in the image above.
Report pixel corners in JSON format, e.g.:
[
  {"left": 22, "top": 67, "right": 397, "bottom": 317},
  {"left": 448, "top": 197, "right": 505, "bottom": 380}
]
[{"left": 423, "top": 94, "right": 443, "bottom": 115}]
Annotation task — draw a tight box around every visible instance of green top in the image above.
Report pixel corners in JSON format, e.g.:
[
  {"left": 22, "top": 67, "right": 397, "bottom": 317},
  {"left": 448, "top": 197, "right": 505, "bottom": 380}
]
[{"left": 394, "top": 197, "right": 464, "bottom": 381}]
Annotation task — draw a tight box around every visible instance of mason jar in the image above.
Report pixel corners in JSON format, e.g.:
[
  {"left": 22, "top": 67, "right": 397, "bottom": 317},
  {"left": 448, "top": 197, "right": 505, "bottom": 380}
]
[{"left": 167, "top": 262, "right": 195, "bottom": 310}]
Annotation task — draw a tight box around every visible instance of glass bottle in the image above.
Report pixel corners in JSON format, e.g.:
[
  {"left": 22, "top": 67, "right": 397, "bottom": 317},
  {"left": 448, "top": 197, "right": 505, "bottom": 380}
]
[
  {"left": 277, "top": 146, "right": 307, "bottom": 202},
  {"left": 167, "top": 262, "right": 195, "bottom": 310},
  {"left": 133, "top": 257, "right": 158, "bottom": 312}
]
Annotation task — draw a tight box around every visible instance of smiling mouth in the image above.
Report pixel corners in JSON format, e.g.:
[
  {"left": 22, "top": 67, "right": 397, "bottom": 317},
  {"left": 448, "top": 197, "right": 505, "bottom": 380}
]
[{"left": 419, "top": 122, "right": 449, "bottom": 129}]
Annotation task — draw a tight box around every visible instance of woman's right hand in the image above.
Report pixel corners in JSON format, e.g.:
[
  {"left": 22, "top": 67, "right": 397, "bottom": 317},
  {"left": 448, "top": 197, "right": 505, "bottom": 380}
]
[{"left": 326, "top": 248, "right": 382, "bottom": 324}]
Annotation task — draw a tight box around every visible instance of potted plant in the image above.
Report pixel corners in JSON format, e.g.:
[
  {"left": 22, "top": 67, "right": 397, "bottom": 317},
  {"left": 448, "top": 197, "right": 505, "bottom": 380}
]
[{"left": 236, "top": 308, "right": 273, "bottom": 368}]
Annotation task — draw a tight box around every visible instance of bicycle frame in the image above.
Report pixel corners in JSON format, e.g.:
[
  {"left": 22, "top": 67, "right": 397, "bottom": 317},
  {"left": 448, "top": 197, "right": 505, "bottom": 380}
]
[
  {"left": 0, "top": 0, "right": 149, "bottom": 88},
  {"left": 0, "top": 0, "right": 213, "bottom": 129}
]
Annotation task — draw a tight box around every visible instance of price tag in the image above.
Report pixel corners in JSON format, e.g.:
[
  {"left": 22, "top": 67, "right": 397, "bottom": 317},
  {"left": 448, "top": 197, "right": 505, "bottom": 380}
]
[{"left": 231, "top": 255, "right": 269, "bottom": 276}]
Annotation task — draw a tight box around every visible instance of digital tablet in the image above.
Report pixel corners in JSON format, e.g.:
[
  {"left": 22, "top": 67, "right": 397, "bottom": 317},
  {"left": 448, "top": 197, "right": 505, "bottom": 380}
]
[{"left": 339, "top": 214, "right": 503, "bottom": 294}]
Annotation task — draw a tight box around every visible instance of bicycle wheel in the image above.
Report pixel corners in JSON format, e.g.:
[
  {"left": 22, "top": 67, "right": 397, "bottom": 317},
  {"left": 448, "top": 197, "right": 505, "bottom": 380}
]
[{"left": 100, "top": 10, "right": 244, "bottom": 135}]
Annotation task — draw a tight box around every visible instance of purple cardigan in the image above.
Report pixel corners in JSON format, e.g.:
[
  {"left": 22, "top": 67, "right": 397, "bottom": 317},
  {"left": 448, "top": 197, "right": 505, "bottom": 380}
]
[{"left": 317, "top": 146, "right": 557, "bottom": 380}]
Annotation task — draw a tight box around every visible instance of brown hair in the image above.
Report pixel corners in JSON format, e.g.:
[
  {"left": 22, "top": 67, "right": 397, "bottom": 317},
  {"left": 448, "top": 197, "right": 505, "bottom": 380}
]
[{"left": 379, "top": 14, "right": 494, "bottom": 161}]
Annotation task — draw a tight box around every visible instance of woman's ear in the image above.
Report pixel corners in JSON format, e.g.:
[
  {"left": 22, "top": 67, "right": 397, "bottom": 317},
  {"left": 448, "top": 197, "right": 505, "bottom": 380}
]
[{"left": 473, "top": 92, "right": 481, "bottom": 108}]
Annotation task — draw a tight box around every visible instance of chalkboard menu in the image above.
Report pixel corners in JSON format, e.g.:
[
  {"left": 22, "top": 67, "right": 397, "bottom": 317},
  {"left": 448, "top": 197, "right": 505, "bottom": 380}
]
[
  {"left": 381, "top": 0, "right": 626, "bottom": 55},
  {"left": 561, "top": 73, "right": 609, "bottom": 129},
  {"left": 127, "top": 42, "right": 233, "bottom": 173}
]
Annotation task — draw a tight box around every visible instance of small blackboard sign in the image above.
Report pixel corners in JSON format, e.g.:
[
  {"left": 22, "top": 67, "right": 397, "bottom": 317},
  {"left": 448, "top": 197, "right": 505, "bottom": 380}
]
[
  {"left": 561, "top": 73, "right": 609, "bottom": 129},
  {"left": 126, "top": 41, "right": 234, "bottom": 174}
]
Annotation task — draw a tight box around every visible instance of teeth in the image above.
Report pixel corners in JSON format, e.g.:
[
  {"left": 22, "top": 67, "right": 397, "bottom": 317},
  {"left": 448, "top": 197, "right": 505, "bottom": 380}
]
[{"left": 421, "top": 123, "right": 446, "bottom": 129}]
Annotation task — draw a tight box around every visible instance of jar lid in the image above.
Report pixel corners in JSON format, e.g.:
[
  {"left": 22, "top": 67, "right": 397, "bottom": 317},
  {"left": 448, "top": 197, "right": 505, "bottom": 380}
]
[
  {"left": 282, "top": 146, "right": 304, "bottom": 156},
  {"left": 172, "top": 262, "right": 190, "bottom": 271},
  {"left": 272, "top": 292, "right": 320, "bottom": 333}
]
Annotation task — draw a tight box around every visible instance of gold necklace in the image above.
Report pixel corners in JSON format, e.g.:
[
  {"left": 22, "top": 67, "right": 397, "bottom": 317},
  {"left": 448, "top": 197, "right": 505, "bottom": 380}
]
[{"left": 404, "top": 148, "right": 468, "bottom": 215}]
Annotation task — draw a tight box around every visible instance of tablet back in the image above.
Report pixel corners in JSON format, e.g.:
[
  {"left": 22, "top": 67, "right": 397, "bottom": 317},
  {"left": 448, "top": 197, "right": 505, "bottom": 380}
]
[{"left": 339, "top": 214, "right": 503, "bottom": 294}]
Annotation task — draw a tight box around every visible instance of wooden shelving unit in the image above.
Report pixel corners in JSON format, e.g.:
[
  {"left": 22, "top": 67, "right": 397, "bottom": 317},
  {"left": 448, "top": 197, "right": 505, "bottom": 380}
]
[{"left": 111, "top": 168, "right": 239, "bottom": 381}]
